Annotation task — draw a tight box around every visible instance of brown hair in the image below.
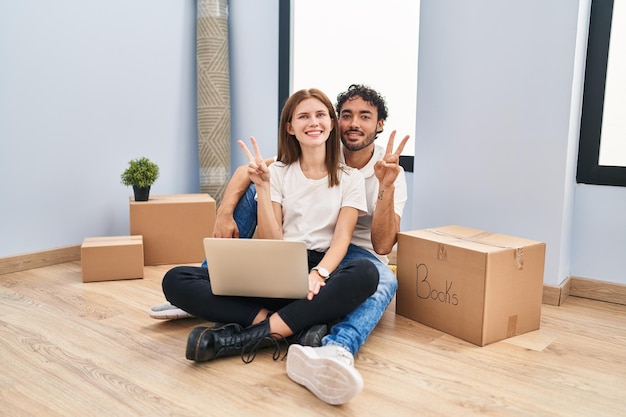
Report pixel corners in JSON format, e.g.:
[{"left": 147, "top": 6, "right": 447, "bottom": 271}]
[{"left": 277, "top": 88, "right": 341, "bottom": 187}]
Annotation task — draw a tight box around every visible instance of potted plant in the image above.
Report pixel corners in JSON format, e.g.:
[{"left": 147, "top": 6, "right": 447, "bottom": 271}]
[{"left": 120, "top": 157, "right": 160, "bottom": 201}]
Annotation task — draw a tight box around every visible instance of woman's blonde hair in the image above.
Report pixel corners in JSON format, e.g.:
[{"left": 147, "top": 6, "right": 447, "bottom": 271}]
[{"left": 277, "top": 88, "right": 341, "bottom": 187}]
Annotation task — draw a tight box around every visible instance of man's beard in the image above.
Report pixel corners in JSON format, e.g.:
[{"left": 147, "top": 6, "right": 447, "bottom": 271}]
[{"left": 341, "top": 130, "right": 377, "bottom": 152}]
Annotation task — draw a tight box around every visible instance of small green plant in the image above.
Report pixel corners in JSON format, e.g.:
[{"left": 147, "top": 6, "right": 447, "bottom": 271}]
[{"left": 120, "top": 157, "right": 160, "bottom": 188}]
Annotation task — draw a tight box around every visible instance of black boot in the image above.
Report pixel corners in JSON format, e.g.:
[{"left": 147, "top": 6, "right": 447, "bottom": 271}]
[
  {"left": 289, "top": 324, "right": 328, "bottom": 347},
  {"left": 186, "top": 320, "right": 281, "bottom": 363}
]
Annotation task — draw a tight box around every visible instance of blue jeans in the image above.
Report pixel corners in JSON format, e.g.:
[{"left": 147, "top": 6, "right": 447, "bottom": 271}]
[
  {"left": 200, "top": 184, "right": 258, "bottom": 269},
  {"left": 325, "top": 244, "right": 397, "bottom": 355},
  {"left": 211, "top": 184, "right": 396, "bottom": 355}
]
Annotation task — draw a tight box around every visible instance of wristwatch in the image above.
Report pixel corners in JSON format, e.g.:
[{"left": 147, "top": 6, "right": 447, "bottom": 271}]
[{"left": 311, "top": 266, "right": 330, "bottom": 280}]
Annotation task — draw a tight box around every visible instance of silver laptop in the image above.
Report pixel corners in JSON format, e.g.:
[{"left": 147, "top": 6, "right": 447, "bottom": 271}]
[{"left": 203, "top": 238, "right": 310, "bottom": 298}]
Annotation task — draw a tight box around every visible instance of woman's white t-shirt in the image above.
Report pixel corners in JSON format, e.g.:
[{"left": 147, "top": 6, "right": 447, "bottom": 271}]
[{"left": 268, "top": 161, "right": 367, "bottom": 252}]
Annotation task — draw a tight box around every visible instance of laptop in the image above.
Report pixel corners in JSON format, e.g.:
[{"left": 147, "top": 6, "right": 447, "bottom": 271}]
[{"left": 203, "top": 237, "right": 310, "bottom": 298}]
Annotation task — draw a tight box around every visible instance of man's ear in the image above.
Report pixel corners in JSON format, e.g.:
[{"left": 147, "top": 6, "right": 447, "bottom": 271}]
[{"left": 376, "top": 119, "right": 385, "bottom": 133}]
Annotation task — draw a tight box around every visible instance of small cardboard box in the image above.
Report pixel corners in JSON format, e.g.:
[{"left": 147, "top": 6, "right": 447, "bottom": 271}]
[
  {"left": 396, "top": 225, "right": 546, "bottom": 346},
  {"left": 81, "top": 236, "right": 144, "bottom": 282},
  {"left": 129, "top": 193, "right": 216, "bottom": 265}
]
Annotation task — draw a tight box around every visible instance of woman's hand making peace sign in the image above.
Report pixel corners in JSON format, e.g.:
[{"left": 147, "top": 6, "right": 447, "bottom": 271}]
[{"left": 238, "top": 136, "right": 270, "bottom": 186}]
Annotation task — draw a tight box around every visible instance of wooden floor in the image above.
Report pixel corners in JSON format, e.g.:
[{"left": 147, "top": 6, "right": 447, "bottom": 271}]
[{"left": 1, "top": 262, "right": 625, "bottom": 417}]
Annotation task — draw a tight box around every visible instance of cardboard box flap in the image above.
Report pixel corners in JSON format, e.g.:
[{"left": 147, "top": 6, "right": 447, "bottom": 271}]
[
  {"left": 401, "top": 226, "right": 543, "bottom": 253},
  {"left": 82, "top": 236, "right": 143, "bottom": 247},
  {"left": 130, "top": 193, "right": 215, "bottom": 204}
]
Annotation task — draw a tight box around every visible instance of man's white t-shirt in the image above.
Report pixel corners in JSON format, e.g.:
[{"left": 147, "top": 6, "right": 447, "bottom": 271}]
[
  {"left": 340, "top": 144, "right": 408, "bottom": 264},
  {"left": 269, "top": 160, "right": 367, "bottom": 253}
]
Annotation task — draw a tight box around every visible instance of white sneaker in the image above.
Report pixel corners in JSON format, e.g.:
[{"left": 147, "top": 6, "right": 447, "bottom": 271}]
[
  {"left": 148, "top": 302, "right": 194, "bottom": 320},
  {"left": 286, "top": 344, "right": 363, "bottom": 405}
]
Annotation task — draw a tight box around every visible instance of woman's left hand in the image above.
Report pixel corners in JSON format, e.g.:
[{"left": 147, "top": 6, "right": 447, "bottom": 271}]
[{"left": 306, "top": 272, "right": 326, "bottom": 301}]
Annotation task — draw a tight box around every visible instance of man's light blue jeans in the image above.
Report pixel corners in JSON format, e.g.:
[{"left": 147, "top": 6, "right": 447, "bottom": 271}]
[
  {"left": 326, "top": 244, "right": 397, "bottom": 355},
  {"left": 209, "top": 184, "right": 397, "bottom": 356}
]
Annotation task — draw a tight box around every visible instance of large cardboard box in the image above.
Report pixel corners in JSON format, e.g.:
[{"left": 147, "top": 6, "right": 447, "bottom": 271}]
[
  {"left": 129, "top": 193, "right": 216, "bottom": 265},
  {"left": 396, "top": 225, "right": 546, "bottom": 346},
  {"left": 81, "top": 236, "right": 144, "bottom": 282}
]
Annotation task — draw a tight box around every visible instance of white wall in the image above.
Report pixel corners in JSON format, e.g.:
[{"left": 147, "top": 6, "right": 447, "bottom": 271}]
[
  {"left": 568, "top": 3, "right": 626, "bottom": 285},
  {"left": 571, "top": 185, "right": 626, "bottom": 283},
  {"left": 413, "top": 0, "right": 586, "bottom": 286},
  {"left": 410, "top": 0, "right": 625, "bottom": 286},
  {"left": 228, "top": 0, "right": 280, "bottom": 169},
  {"left": 0, "top": 0, "right": 199, "bottom": 257},
  {"left": 2, "top": 0, "right": 625, "bottom": 288}
]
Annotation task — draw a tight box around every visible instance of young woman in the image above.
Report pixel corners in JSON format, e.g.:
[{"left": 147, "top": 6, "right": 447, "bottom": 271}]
[{"left": 161, "top": 88, "right": 379, "bottom": 363}]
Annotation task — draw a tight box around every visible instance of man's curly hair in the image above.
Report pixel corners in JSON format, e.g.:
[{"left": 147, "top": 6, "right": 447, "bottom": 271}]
[{"left": 336, "top": 84, "right": 389, "bottom": 123}]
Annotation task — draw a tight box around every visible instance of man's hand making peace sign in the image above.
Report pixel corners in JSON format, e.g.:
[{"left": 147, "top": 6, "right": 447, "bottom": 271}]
[{"left": 374, "top": 130, "right": 410, "bottom": 189}]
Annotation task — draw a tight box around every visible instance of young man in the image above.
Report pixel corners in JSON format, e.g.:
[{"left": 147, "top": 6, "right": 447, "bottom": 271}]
[{"left": 151, "top": 84, "right": 409, "bottom": 405}]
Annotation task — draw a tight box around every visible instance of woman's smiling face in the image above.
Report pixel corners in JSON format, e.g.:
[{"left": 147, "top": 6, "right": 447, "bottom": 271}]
[{"left": 287, "top": 97, "right": 334, "bottom": 146}]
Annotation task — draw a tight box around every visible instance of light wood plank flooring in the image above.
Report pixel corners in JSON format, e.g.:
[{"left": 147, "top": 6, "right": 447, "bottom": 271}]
[{"left": 1, "top": 261, "right": 625, "bottom": 417}]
